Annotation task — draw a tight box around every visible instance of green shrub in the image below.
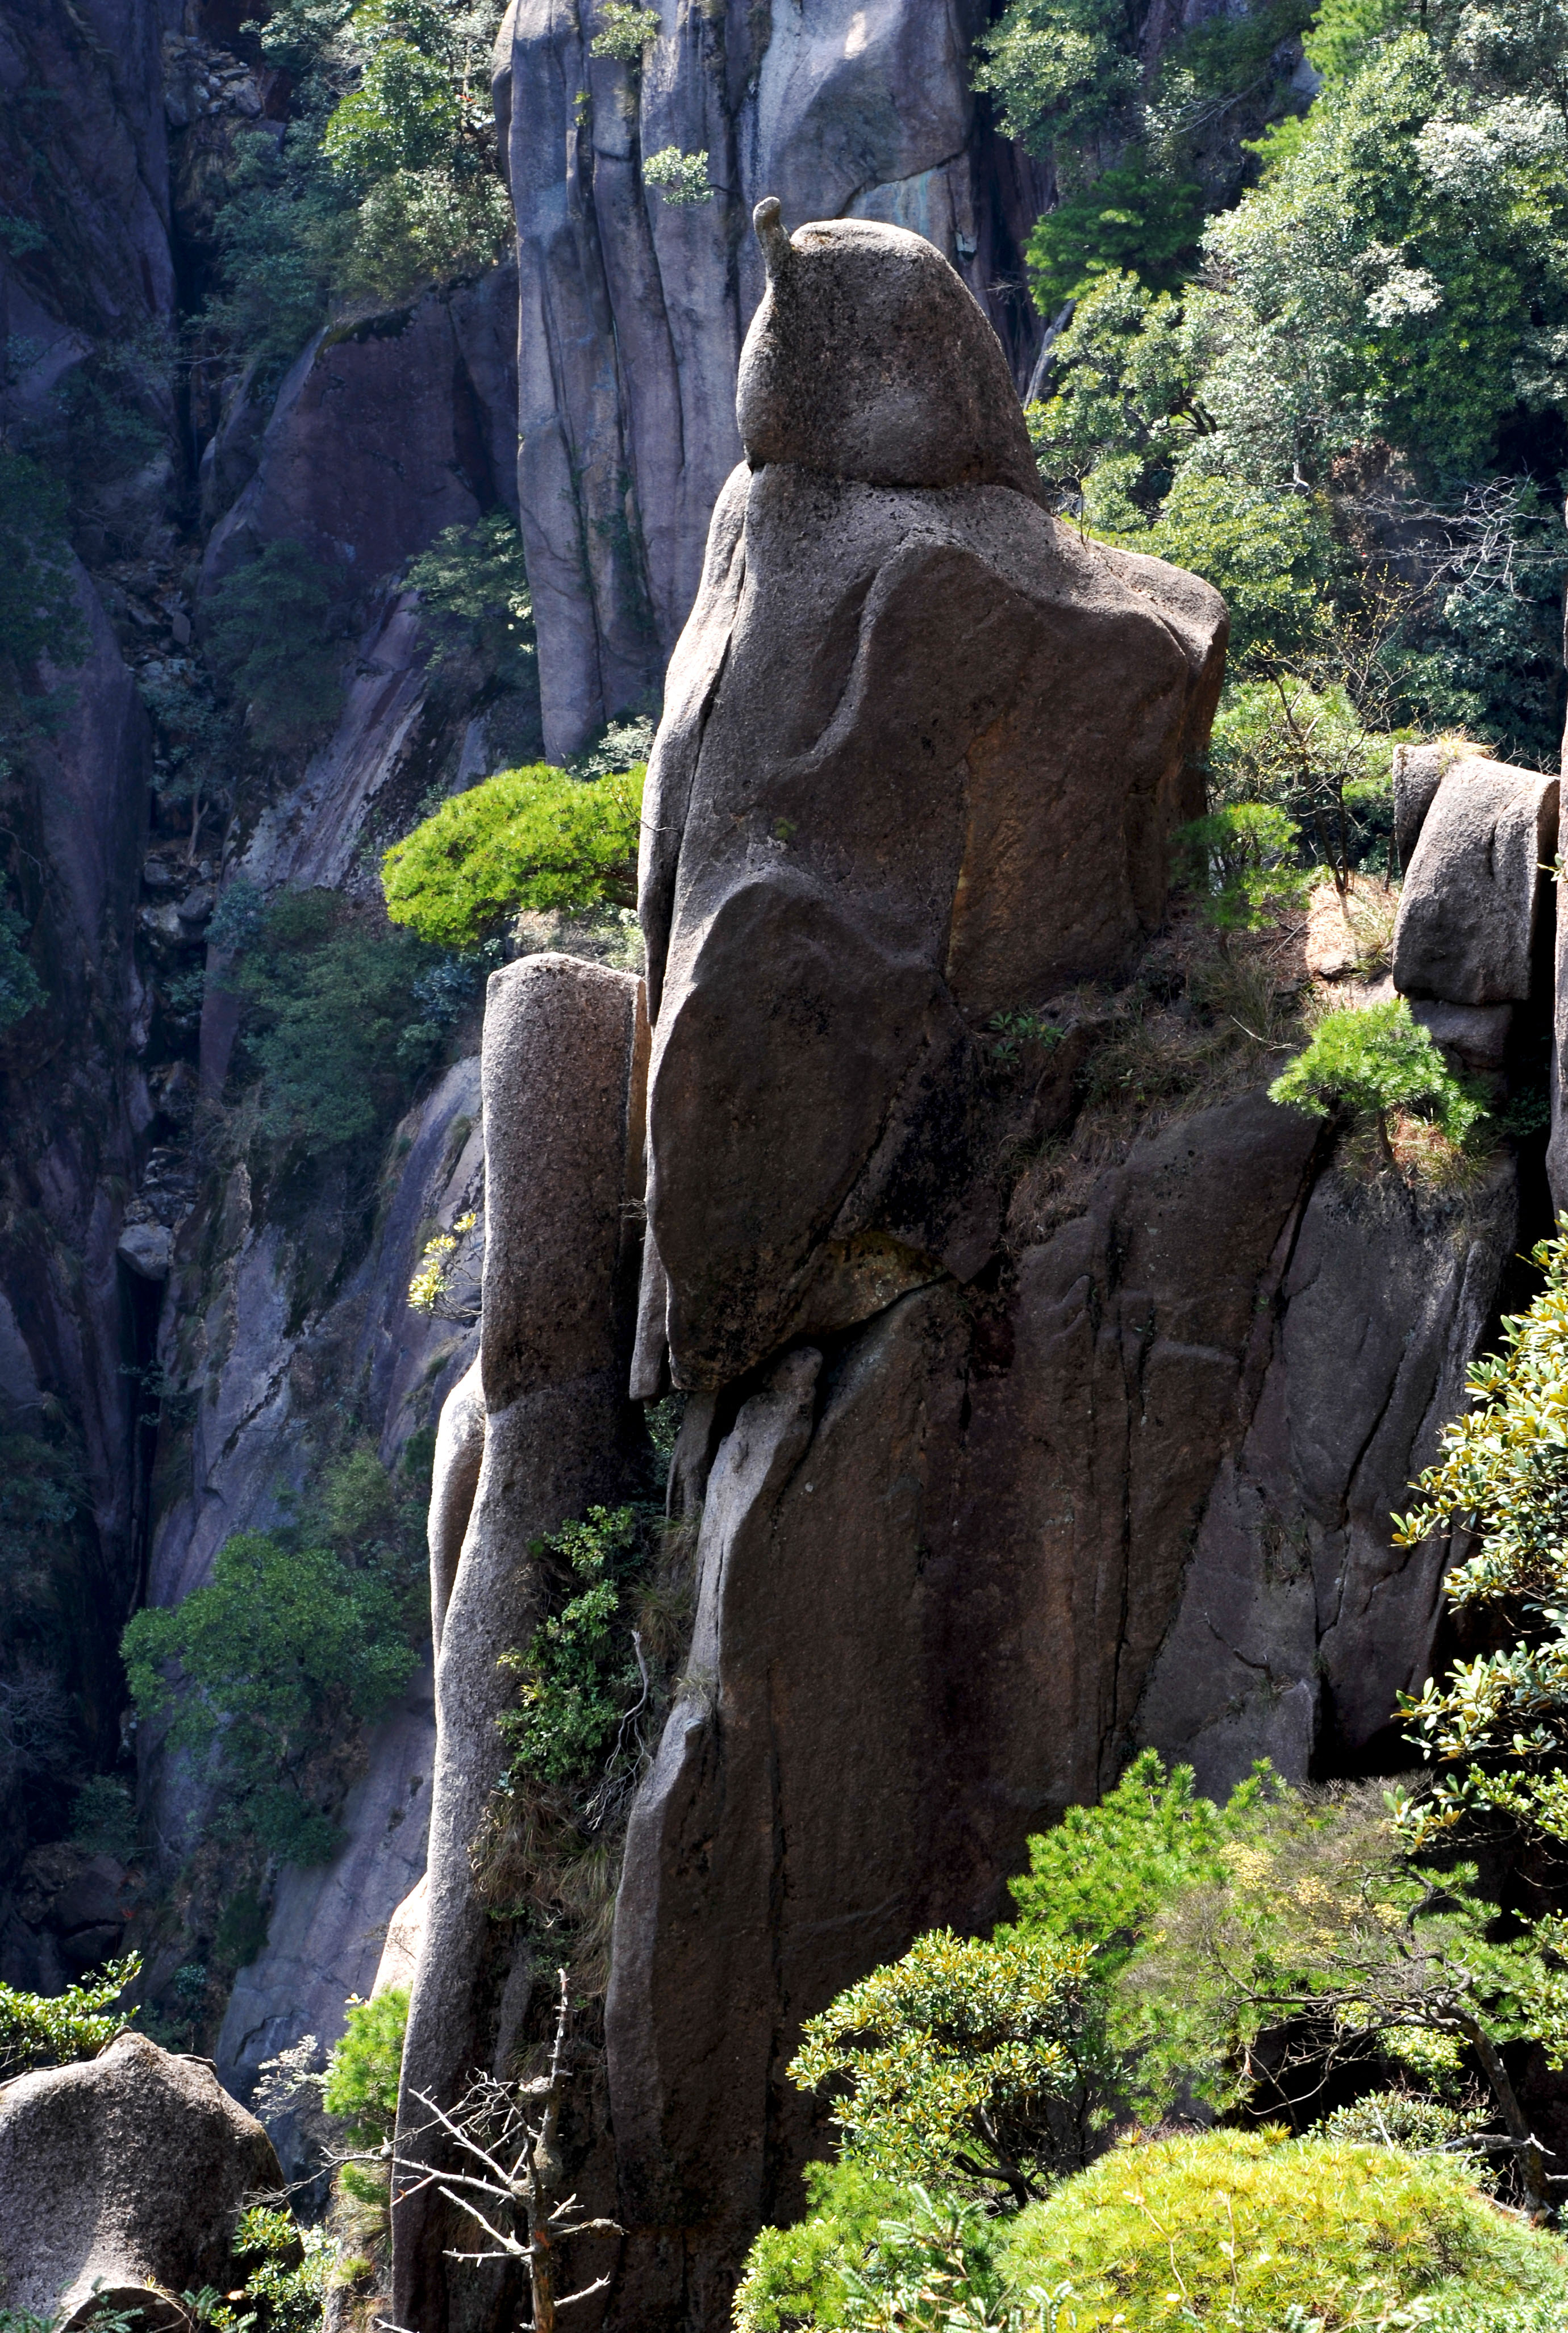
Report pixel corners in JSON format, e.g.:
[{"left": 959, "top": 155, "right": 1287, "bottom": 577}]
[
  {"left": 204, "top": 540, "right": 346, "bottom": 754},
  {"left": 69, "top": 1775, "right": 138, "bottom": 1859},
  {"left": 1025, "top": 152, "right": 1204, "bottom": 314},
  {"left": 643, "top": 147, "right": 714, "bottom": 204},
  {"left": 381, "top": 762, "right": 644, "bottom": 948},
  {"left": 998, "top": 2127, "right": 1568, "bottom": 2329},
  {"left": 733, "top": 2159, "right": 913, "bottom": 2333},
  {"left": 0, "top": 1955, "right": 140, "bottom": 2080},
  {"left": 1004, "top": 1748, "right": 1267, "bottom": 1981},
  {"left": 591, "top": 4, "right": 662, "bottom": 62},
  {"left": 0, "top": 449, "right": 86, "bottom": 769},
  {"left": 226, "top": 887, "right": 460, "bottom": 1150},
  {"left": 121, "top": 1530, "right": 419, "bottom": 1865},
  {"left": 498, "top": 1505, "right": 648, "bottom": 1789},
  {"left": 0, "top": 905, "right": 43, "bottom": 1032},
  {"left": 322, "top": 1985, "right": 407, "bottom": 2147},
  {"left": 1171, "top": 804, "right": 1310, "bottom": 949},
  {"left": 789, "top": 1927, "right": 1096, "bottom": 2205},
  {"left": 228, "top": 2203, "right": 333, "bottom": 2333},
  {"left": 1268, "top": 996, "right": 1484, "bottom": 1161},
  {"left": 1393, "top": 1231, "right": 1568, "bottom": 1850},
  {"left": 403, "top": 510, "right": 534, "bottom": 690}
]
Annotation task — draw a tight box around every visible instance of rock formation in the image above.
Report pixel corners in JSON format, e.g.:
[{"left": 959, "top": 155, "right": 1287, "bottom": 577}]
[
  {"left": 0, "top": 2029, "right": 280, "bottom": 2323},
  {"left": 393, "top": 204, "right": 1536, "bottom": 2333},
  {"left": 393, "top": 955, "right": 647, "bottom": 2333}
]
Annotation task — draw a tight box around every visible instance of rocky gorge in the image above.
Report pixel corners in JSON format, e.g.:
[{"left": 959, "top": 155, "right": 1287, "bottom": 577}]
[{"left": 0, "top": 1, "right": 1565, "bottom": 2327}]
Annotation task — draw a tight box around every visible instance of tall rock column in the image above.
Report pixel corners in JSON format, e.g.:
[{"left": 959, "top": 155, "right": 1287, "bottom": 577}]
[{"left": 392, "top": 954, "right": 646, "bottom": 2333}]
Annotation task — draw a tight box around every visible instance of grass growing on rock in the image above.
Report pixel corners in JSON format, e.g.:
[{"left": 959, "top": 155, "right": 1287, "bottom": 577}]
[{"left": 998, "top": 2127, "right": 1568, "bottom": 2329}]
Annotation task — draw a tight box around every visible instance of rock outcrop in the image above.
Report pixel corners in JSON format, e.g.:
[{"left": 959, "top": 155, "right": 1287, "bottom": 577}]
[
  {"left": 637, "top": 210, "right": 1226, "bottom": 1392},
  {"left": 394, "top": 204, "right": 1527, "bottom": 2333},
  {"left": 0, "top": 2030, "right": 280, "bottom": 2324}
]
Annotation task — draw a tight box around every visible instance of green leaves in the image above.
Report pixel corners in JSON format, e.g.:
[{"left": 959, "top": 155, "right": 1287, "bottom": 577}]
[
  {"left": 498, "top": 1505, "right": 646, "bottom": 1789},
  {"left": 971, "top": 0, "right": 1140, "bottom": 160},
  {"left": 321, "top": 1984, "right": 408, "bottom": 2146},
  {"left": 1268, "top": 997, "right": 1484, "bottom": 1145},
  {"left": 204, "top": 539, "right": 346, "bottom": 757},
  {"left": 403, "top": 511, "right": 535, "bottom": 689},
  {"left": 643, "top": 147, "right": 715, "bottom": 205},
  {"left": 322, "top": 1, "right": 460, "bottom": 181},
  {"left": 1390, "top": 1234, "right": 1568, "bottom": 1851},
  {"left": 789, "top": 1929, "right": 1095, "bottom": 2203},
  {"left": 381, "top": 761, "right": 645, "bottom": 948},
  {"left": 1172, "top": 804, "right": 1311, "bottom": 946},
  {"left": 0, "top": 1954, "right": 140, "bottom": 2080},
  {"left": 121, "top": 1527, "right": 419, "bottom": 1865}
]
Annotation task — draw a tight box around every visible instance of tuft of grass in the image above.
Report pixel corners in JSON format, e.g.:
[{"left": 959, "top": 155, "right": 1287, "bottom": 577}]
[{"left": 998, "top": 2127, "right": 1568, "bottom": 2330}]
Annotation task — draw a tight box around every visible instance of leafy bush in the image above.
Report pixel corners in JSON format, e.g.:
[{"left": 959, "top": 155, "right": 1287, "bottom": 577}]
[
  {"left": 0, "top": 1955, "right": 139, "bottom": 2080},
  {"left": 733, "top": 2159, "right": 914, "bottom": 2333},
  {"left": 1269, "top": 996, "right": 1484, "bottom": 1163},
  {"left": 0, "top": 449, "right": 86, "bottom": 768},
  {"left": 971, "top": 0, "right": 1140, "bottom": 161},
  {"left": 322, "top": 1984, "right": 407, "bottom": 2146},
  {"left": 498, "top": 1505, "right": 647, "bottom": 1789},
  {"left": 381, "top": 762, "right": 644, "bottom": 948},
  {"left": 121, "top": 1530, "right": 419, "bottom": 1864},
  {"left": 226, "top": 887, "right": 459, "bottom": 1150},
  {"left": 203, "top": 540, "right": 346, "bottom": 754},
  {"left": 789, "top": 1928, "right": 1096, "bottom": 2205},
  {"left": 998, "top": 2127, "right": 1568, "bottom": 2330},
  {"left": 1393, "top": 1232, "right": 1568, "bottom": 1850},
  {"left": 643, "top": 147, "right": 714, "bottom": 205},
  {"left": 1171, "top": 805, "right": 1310, "bottom": 949},
  {"left": 403, "top": 510, "right": 534, "bottom": 689},
  {"left": 1025, "top": 151, "right": 1204, "bottom": 315},
  {"left": 591, "top": 4, "right": 661, "bottom": 62},
  {"left": 0, "top": 905, "right": 43, "bottom": 1033},
  {"left": 69, "top": 1775, "right": 138, "bottom": 1859},
  {"left": 228, "top": 2203, "right": 333, "bottom": 2333}
]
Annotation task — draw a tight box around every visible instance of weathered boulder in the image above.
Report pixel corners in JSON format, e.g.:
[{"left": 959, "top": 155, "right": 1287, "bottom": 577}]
[
  {"left": 638, "top": 208, "right": 1227, "bottom": 1391},
  {"left": 0, "top": 2030, "right": 280, "bottom": 2324},
  {"left": 739, "top": 204, "right": 1041, "bottom": 498},
  {"left": 1391, "top": 757, "right": 1558, "bottom": 1005},
  {"left": 392, "top": 955, "right": 646, "bottom": 2333}
]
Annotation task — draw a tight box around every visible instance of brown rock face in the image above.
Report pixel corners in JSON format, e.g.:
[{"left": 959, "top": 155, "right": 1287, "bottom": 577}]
[
  {"left": 639, "top": 214, "right": 1226, "bottom": 1392},
  {"left": 0, "top": 2030, "right": 280, "bottom": 2323}
]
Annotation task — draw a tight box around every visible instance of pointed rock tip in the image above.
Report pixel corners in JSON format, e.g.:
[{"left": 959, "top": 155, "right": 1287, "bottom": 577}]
[{"left": 753, "top": 196, "right": 791, "bottom": 280}]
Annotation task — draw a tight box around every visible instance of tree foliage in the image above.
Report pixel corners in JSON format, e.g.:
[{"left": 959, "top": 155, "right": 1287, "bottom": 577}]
[
  {"left": 498, "top": 1505, "right": 648, "bottom": 1790},
  {"left": 1000, "top": 2126, "right": 1568, "bottom": 2328},
  {"left": 0, "top": 1955, "right": 140, "bottom": 2081},
  {"left": 381, "top": 762, "right": 644, "bottom": 947},
  {"left": 322, "top": 1984, "right": 408, "bottom": 2145},
  {"left": 204, "top": 539, "right": 347, "bottom": 754},
  {"left": 121, "top": 1525, "right": 419, "bottom": 1864},
  {"left": 403, "top": 510, "right": 535, "bottom": 688},
  {"left": 1393, "top": 1234, "right": 1568, "bottom": 1852},
  {"left": 1268, "top": 997, "right": 1483, "bottom": 1162},
  {"left": 223, "top": 886, "right": 464, "bottom": 1150},
  {"left": 1172, "top": 804, "right": 1311, "bottom": 948},
  {"left": 789, "top": 1929, "right": 1096, "bottom": 2206}
]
